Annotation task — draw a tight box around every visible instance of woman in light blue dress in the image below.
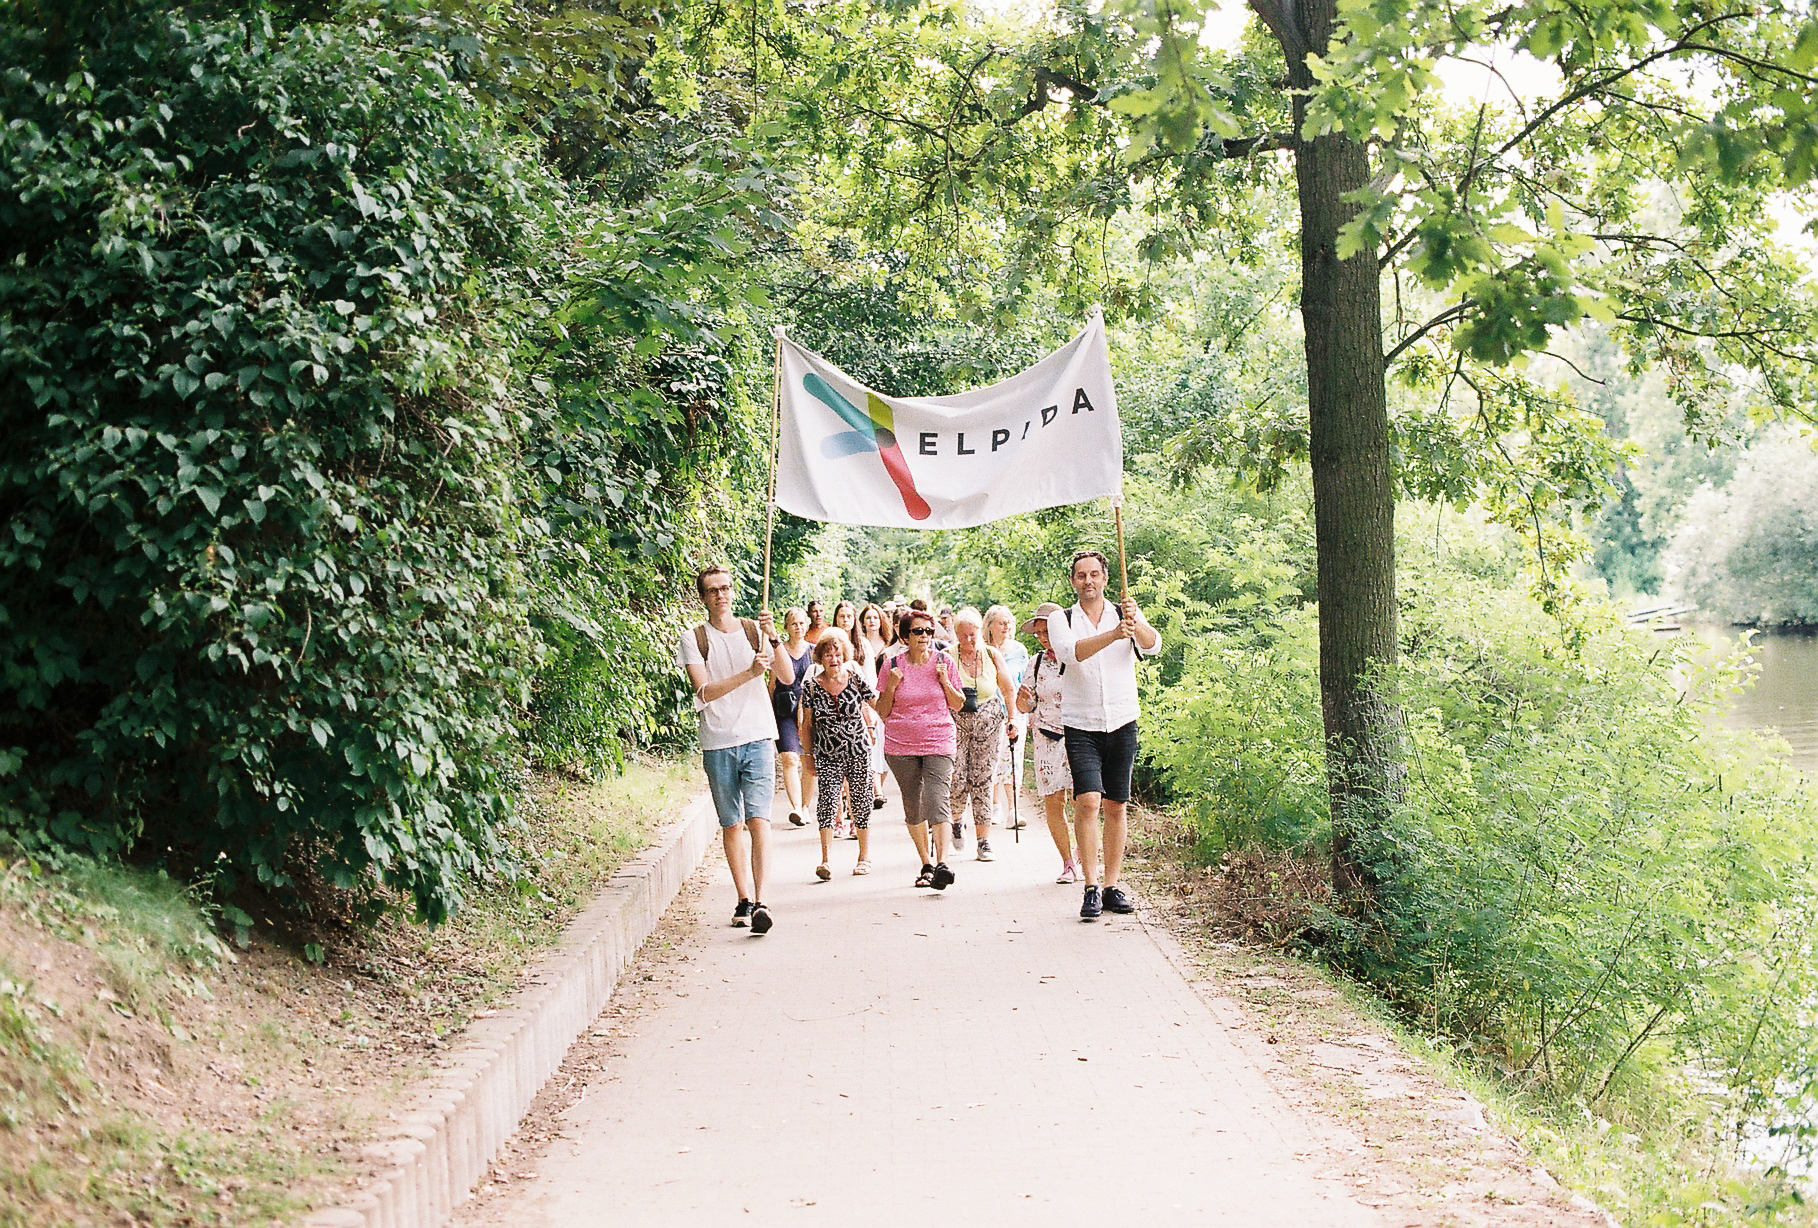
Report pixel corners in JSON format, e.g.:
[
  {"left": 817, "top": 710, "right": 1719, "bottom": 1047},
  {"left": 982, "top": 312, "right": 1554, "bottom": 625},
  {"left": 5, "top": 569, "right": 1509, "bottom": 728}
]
[{"left": 986, "top": 604, "right": 1030, "bottom": 825}]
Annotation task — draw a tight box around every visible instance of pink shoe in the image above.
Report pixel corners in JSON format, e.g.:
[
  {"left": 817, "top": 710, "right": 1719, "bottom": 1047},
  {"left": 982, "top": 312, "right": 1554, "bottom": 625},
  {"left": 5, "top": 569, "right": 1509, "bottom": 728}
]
[{"left": 1056, "top": 862, "right": 1078, "bottom": 884}]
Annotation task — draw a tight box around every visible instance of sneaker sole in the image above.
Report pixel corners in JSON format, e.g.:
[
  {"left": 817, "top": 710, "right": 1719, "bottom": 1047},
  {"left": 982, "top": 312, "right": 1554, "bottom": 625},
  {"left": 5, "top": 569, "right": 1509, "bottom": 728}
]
[
  {"left": 750, "top": 910, "right": 773, "bottom": 935},
  {"left": 930, "top": 866, "right": 955, "bottom": 890}
]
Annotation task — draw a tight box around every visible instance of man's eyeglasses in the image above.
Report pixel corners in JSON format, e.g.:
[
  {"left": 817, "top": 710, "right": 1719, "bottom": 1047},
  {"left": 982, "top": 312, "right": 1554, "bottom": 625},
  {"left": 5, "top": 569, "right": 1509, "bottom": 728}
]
[
  {"left": 906, "top": 627, "right": 935, "bottom": 637},
  {"left": 703, "top": 584, "right": 733, "bottom": 596}
]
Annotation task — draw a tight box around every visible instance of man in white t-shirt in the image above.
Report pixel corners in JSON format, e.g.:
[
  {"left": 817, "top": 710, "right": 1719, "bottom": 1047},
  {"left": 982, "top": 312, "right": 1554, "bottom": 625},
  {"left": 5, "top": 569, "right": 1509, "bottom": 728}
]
[
  {"left": 1045, "top": 549, "right": 1160, "bottom": 922},
  {"left": 678, "top": 565, "right": 795, "bottom": 935}
]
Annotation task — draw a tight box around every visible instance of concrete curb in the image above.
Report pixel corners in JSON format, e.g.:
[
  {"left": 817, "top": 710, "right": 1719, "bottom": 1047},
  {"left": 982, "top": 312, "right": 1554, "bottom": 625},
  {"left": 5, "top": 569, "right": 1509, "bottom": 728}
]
[{"left": 299, "top": 790, "right": 716, "bottom": 1228}]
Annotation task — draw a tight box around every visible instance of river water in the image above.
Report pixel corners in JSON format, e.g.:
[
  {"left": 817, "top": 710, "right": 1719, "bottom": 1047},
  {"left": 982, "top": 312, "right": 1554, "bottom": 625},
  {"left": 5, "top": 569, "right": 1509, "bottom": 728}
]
[
  {"left": 1711, "top": 628, "right": 1818, "bottom": 775},
  {"left": 1694, "top": 628, "right": 1818, "bottom": 1182}
]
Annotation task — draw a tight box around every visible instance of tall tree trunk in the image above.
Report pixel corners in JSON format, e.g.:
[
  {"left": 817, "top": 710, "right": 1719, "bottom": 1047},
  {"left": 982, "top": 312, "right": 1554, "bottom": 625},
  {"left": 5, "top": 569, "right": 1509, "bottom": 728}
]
[{"left": 1276, "top": 0, "right": 1405, "bottom": 899}]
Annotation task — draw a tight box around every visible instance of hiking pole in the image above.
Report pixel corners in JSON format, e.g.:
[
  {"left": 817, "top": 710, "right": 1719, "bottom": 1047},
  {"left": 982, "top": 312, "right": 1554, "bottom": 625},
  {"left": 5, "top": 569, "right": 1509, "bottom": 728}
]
[{"left": 1011, "top": 738, "right": 1020, "bottom": 842}]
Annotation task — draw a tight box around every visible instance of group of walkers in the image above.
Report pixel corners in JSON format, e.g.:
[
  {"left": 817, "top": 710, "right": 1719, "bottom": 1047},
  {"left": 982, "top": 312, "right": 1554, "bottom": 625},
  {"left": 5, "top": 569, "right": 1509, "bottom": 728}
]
[{"left": 677, "top": 550, "right": 1159, "bottom": 936}]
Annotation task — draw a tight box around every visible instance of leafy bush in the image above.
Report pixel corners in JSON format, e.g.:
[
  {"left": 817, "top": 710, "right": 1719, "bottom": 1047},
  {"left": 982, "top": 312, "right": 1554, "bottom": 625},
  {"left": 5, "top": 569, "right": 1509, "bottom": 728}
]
[
  {"left": 1149, "top": 512, "right": 1818, "bottom": 1194},
  {"left": 1144, "top": 613, "right": 1327, "bottom": 855},
  {"left": 1664, "top": 427, "right": 1818, "bottom": 626},
  {"left": 0, "top": 9, "right": 550, "bottom": 922},
  {"left": 517, "top": 134, "right": 789, "bottom": 772}
]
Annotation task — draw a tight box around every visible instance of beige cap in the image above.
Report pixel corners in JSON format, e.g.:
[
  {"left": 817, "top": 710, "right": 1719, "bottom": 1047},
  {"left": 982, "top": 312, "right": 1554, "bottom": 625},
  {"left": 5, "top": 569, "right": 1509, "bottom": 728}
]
[{"left": 1019, "top": 602, "right": 1064, "bottom": 636}]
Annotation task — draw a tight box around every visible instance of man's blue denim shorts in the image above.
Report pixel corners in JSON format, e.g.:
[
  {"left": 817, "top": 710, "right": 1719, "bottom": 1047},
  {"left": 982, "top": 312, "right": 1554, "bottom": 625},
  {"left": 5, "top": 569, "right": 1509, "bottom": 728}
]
[{"left": 703, "top": 738, "right": 775, "bottom": 828}]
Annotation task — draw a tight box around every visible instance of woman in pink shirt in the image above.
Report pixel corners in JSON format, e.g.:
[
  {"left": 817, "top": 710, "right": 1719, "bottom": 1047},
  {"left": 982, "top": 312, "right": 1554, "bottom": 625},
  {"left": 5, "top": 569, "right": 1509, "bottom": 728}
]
[{"left": 875, "top": 608, "right": 965, "bottom": 890}]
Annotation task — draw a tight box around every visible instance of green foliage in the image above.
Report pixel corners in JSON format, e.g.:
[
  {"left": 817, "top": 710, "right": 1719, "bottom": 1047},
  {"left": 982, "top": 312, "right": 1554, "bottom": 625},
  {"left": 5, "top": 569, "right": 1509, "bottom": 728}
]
[
  {"left": 1663, "top": 429, "right": 1818, "bottom": 627},
  {"left": 1147, "top": 506, "right": 1818, "bottom": 1214},
  {"left": 519, "top": 156, "right": 783, "bottom": 771},
  {"left": 0, "top": 8, "right": 547, "bottom": 922},
  {"left": 1144, "top": 604, "right": 1326, "bottom": 853}
]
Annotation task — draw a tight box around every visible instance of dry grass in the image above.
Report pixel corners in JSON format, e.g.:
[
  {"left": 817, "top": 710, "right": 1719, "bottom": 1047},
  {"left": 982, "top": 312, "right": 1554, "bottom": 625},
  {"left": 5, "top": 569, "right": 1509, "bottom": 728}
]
[{"left": 0, "top": 757, "right": 699, "bottom": 1227}]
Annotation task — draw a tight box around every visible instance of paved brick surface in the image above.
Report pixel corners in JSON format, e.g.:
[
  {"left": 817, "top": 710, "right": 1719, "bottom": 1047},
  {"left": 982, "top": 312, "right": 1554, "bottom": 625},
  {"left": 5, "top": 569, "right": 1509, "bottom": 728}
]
[{"left": 475, "top": 797, "right": 1384, "bottom": 1227}]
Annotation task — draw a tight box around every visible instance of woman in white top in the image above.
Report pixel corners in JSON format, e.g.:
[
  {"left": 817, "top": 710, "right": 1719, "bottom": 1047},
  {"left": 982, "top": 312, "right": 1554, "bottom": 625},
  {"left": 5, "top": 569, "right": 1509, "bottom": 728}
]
[{"left": 1015, "top": 604, "right": 1078, "bottom": 882}]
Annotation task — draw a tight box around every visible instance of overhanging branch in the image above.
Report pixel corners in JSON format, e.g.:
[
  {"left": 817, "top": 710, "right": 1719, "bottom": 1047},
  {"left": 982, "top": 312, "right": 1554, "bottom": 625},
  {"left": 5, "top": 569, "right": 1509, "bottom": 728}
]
[{"left": 1383, "top": 300, "right": 1474, "bottom": 367}]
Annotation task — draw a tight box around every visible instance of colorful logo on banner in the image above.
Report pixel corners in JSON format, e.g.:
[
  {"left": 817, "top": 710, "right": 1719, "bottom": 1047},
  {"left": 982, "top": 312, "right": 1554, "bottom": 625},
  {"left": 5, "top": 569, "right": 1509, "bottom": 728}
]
[{"left": 803, "top": 374, "right": 932, "bottom": 521}]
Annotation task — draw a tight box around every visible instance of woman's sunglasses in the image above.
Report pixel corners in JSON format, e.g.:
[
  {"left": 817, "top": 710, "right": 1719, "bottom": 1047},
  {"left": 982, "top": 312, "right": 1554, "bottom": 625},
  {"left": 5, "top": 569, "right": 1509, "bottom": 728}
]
[{"left": 906, "top": 627, "right": 935, "bottom": 637}]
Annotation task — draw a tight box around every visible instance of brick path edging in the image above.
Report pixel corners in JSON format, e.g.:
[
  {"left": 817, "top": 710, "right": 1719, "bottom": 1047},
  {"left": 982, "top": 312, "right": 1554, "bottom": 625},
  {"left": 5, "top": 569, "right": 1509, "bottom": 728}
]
[{"left": 298, "top": 790, "right": 715, "bottom": 1228}]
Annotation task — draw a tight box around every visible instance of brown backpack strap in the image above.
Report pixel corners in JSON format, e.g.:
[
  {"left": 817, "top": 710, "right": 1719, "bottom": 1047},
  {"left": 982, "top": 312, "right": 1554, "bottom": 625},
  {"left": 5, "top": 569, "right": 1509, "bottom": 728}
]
[{"left": 696, "top": 620, "right": 761, "bottom": 665}]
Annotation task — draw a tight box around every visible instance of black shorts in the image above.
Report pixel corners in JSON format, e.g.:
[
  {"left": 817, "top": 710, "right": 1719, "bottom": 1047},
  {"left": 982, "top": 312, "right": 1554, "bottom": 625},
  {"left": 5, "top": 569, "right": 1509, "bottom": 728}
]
[{"left": 1064, "top": 721, "right": 1139, "bottom": 804}]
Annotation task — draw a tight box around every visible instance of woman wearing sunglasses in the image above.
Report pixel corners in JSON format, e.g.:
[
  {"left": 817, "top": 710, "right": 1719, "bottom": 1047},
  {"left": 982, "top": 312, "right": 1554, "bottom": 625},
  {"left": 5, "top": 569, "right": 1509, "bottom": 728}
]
[{"left": 875, "top": 609, "right": 966, "bottom": 889}]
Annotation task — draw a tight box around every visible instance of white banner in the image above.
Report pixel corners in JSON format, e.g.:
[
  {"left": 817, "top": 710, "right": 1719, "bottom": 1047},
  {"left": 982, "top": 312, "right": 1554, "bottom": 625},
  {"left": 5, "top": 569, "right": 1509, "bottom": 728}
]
[{"left": 775, "top": 316, "right": 1122, "bottom": 530}]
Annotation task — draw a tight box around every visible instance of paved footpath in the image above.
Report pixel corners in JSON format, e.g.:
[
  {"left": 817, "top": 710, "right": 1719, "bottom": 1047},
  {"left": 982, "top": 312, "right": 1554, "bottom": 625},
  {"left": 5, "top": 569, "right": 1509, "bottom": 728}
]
[{"left": 469, "top": 794, "right": 1386, "bottom": 1227}]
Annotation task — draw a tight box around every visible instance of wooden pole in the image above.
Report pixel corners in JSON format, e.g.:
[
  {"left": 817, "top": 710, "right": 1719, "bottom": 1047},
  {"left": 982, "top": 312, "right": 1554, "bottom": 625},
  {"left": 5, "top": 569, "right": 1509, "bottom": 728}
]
[
  {"left": 1113, "top": 497, "right": 1130, "bottom": 602},
  {"left": 762, "top": 329, "right": 783, "bottom": 612}
]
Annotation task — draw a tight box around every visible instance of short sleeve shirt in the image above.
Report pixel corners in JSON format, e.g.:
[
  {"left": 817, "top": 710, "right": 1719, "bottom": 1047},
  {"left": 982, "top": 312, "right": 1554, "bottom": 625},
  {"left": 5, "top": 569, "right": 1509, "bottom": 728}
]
[
  {"left": 882, "top": 652, "right": 963, "bottom": 757},
  {"left": 803, "top": 674, "right": 877, "bottom": 756},
  {"left": 677, "top": 624, "right": 775, "bottom": 752}
]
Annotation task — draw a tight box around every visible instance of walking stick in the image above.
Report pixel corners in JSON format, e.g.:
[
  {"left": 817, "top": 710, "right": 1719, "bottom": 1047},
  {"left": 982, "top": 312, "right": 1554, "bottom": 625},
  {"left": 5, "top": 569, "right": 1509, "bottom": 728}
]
[
  {"left": 763, "top": 327, "right": 783, "bottom": 612},
  {"left": 1011, "top": 739, "right": 1020, "bottom": 842}
]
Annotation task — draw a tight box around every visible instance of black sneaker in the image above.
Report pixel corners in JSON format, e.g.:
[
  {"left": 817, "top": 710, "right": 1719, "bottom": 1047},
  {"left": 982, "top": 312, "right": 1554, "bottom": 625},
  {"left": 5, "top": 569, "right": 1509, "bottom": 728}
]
[
  {"left": 1079, "top": 885, "right": 1102, "bottom": 921},
  {"left": 1102, "top": 884, "right": 1135, "bottom": 914},
  {"left": 749, "top": 903, "right": 773, "bottom": 935},
  {"left": 732, "top": 898, "right": 752, "bottom": 927},
  {"left": 929, "top": 862, "right": 955, "bottom": 891},
  {"left": 872, "top": 796, "right": 887, "bottom": 811}
]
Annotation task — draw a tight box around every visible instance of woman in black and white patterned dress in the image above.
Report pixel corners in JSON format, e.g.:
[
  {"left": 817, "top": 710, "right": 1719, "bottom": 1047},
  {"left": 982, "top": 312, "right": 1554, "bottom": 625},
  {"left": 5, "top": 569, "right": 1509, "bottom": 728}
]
[{"left": 799, "top": 629, "right": 876, "bottom": 879}]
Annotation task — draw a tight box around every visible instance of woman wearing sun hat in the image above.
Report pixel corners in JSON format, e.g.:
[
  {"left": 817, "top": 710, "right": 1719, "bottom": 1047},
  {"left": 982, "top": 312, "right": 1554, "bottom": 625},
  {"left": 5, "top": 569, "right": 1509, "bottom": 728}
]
[{"left": 1015, "top": 602, "right": 1079, "bottom": 883}]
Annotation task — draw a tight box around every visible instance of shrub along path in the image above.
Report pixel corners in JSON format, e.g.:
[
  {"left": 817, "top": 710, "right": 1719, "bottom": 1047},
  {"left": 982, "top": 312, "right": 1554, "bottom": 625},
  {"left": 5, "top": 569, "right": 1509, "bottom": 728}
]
[{"left": 454, "top": 788, "right": 1610, "bottom": 1228}]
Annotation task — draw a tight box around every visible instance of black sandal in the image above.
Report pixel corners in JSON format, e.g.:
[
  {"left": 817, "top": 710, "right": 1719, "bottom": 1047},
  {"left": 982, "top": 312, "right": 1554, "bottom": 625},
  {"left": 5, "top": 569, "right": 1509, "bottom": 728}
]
[{"left": 914, "top": 864, "right": 935, "bottom": 888}]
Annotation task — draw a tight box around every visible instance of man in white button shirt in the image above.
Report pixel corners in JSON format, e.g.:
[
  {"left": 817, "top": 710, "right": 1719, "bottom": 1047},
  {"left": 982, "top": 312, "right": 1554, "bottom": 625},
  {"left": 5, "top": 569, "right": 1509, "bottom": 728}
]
[
  {"left": 1045, "top": 549, "right": 1159, "bottom": 921},
  {"left": 678, "top": 566, "right": 795, "bottom": 935}
]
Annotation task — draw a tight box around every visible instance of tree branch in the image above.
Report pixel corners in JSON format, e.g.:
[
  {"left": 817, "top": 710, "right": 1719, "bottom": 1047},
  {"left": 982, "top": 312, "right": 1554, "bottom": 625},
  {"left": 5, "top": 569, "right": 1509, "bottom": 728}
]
[
  {"left": 1248, "top": 0, "right": 1307, "bottom": 68},
  {"left": 1540, "top": 348, "right": 1605, "bottom": 385},
  {"left": 1678, "top": 41, "right": 1818, "bottom": 88},
  {"left": 1458, "top": 10, "right": 1752, "bottom": 202},
  {"left": 1221, "top": 131, "right": 1296, "bottom": 158},
  {"left": 1383, "top": 299, "right": 1474, "bottom": 367},
  {"left": 1616, "top": 312, "right": 1811, "bottom": 364},
  {"left": 1035, "top": 66, "right": 1099, "bottom": 103}
]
